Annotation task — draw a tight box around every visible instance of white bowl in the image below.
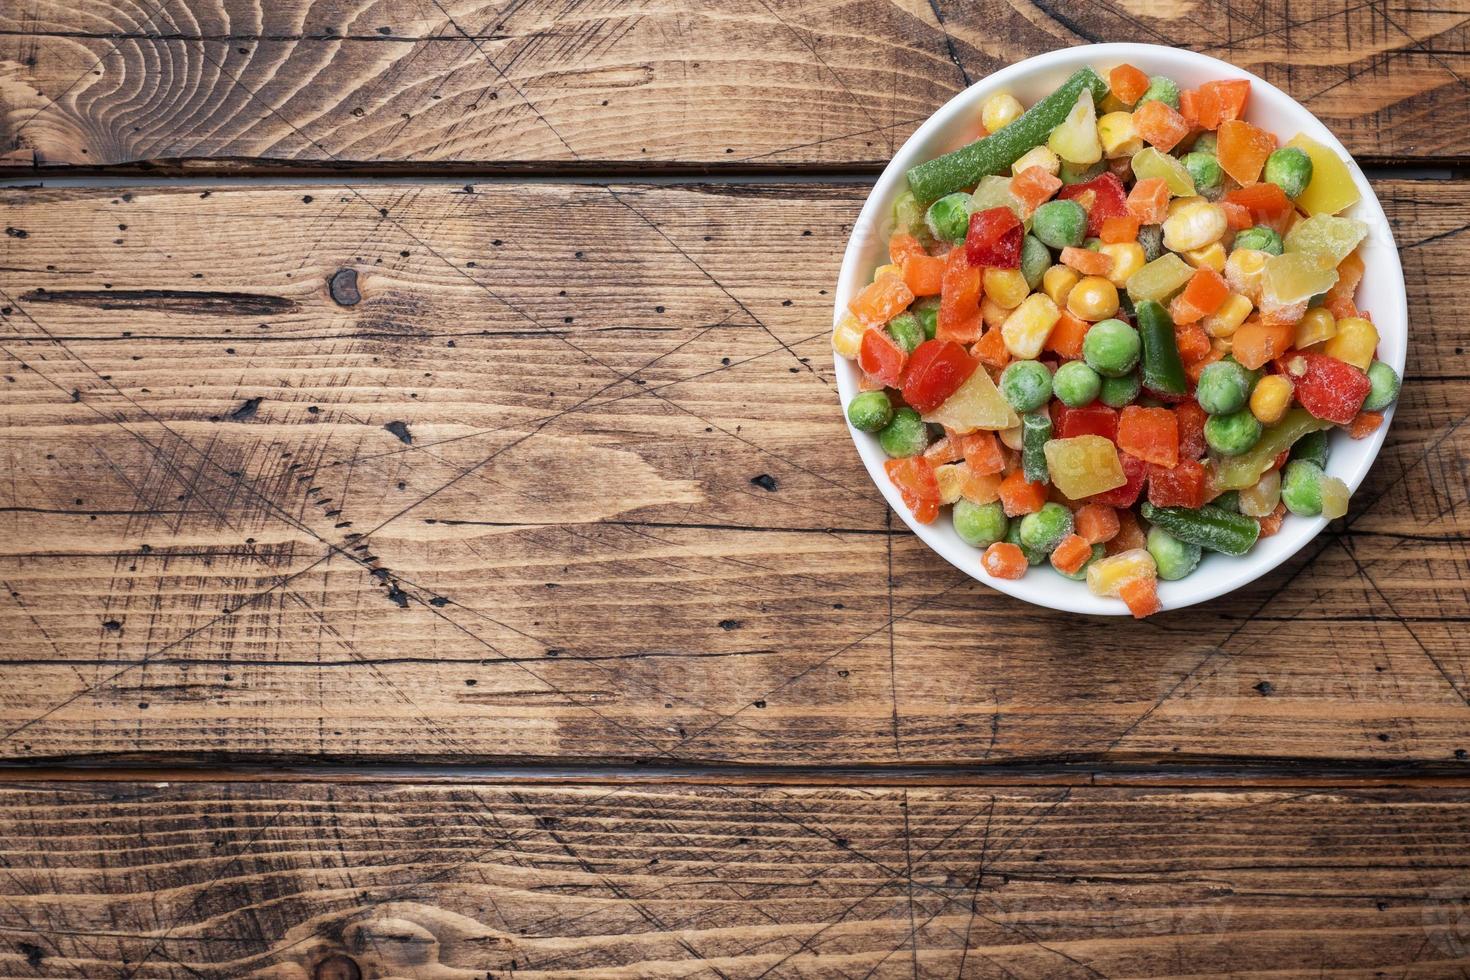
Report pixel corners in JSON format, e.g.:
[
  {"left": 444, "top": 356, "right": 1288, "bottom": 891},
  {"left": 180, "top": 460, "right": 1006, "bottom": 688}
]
[{"left": 834, "top": 42, "right": 1407, "bottom": 615}]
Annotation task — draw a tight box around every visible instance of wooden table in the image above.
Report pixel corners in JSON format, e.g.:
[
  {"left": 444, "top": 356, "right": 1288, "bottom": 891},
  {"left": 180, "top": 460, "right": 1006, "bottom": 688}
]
[{"left": 2, "top": 2, "right": 1469, "bottom": 976}]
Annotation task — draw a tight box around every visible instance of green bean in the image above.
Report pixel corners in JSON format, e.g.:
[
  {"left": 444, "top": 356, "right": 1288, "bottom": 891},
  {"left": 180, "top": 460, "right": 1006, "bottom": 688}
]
[{"left": 1140, "top": 502, "right": 1261, "bottom": 557}]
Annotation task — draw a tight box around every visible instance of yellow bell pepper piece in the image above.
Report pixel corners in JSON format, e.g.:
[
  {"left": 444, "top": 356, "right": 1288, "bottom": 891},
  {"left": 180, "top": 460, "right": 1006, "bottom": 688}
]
[
  {"left": 1286, "top": 134, "right": 1362, "bottom": 216},
  {"left": 1000, "top": 293, "right": 1062, "bottom": 360},
  {"left": 1323, "top": 316, "right": 1378, "bottom": 370},
  {"left": 1086, "top": 549, "right": 1157, "bottom": 598},
  {"left": 832, "top": 312, "right": 864, "bottom": 359}
]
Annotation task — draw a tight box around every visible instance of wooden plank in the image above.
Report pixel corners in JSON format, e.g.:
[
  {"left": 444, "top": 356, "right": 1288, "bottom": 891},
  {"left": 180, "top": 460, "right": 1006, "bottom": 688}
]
[
  {"left": 1, "top": 178, "right": 1467, "bottom": 767},
  {"left": 0, "top": 780, "right": 1468, "bottom": 977},
  {"left": 2, "top": 1, "right": 1468, "bottom": 169}
]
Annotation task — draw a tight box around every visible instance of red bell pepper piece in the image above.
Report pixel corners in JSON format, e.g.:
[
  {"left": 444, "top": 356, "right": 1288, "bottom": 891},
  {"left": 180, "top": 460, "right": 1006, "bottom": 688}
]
[
  {"left": 964, "top": 207, "right": 1023, "bottom": 268},
  {"left": 1147, "top": 458, "right": 1207, "bottom": 508},
  {"left": 858, "top": 327, "right": 906, "bottom": 387},
  {"left": 1175, "top": 400, "right": 1209, "bottom": 460},
  {"left": 1279, "top": 352, "right": 1371, "bottom": 425},
  {"left": 901, "top": 339, "right": 977, "bottom": 414},
  {"left": 1053, "top": 403, "right": 1119, "bottom": 442}
]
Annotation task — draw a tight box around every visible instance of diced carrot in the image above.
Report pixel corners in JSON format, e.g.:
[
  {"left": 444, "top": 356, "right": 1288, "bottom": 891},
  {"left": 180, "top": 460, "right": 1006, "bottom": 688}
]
[
  {"left": 1217, "top": 119, "right": 1277, "bottom": 185},
  {"left": 1324, "top": 295, "right": 1360, "bottom": 321},
  {"left": 1221, "top": 201, "right": 1253, "bottom": 230},
  {"left": 1109, "top": 63, "right": 1150, "bottom": 105},
  {"left": 1075, "top": 503, "right": 1120, "bottom": 545},
  {"left": 1224, "top": 182, "right": 1292, "bottom": 224},
  {"left": 1044, "top": 311, "right": 1091, "bottom": 360},
  {"left": 1202, "top": 79, "right": 1250, "bottom": 123},
  {"left": 889, "top": 232, "right": 927, "bottom": 265},
  {"left": 1185, "top": 347, "right": 1224, "bottom": 385},
  {"left": 982, "top": 541, "right": 1028, "bottom": 579},
  {"left": 1116, "top": 405, "right": 1179, "bottom": 468},
  {"left": 1328, "top": 249, "right": 1364, "bottom": 304},
  {"left": 961, "top": 467, "right": 1004, "bottom": 504},
  {"left": 1010, "top": 166, "right": 1063, "bottom": 215},
  {"left": 1126, "top": 177, "right": 1170, "bottom": 224},
  {"left": 1107, "top": 509, "right": 1148, "bottom": 556},
  {"left": 902, "top": 254, "right": 945, "bottom": 297},
  {"left": 1232, "top": 318, "right": 1294, "bottom": 370},
  {"left": 1169, "top": 267, "right": 1230, "bottom": 325},
  {"left": 972, "top": 327, "right": 1010, "bottom": 369},
  {"left": 955, "top": 430, "right": 1004, "bottom": 476},
  {"left": 1050, "top": 534, "right": 1094, "bottom": 575},
  {"left": 923, "top": 435, "right": 964, "bottom": 465},
  {"left": 1180, "top": 84, "right": 1222, "bottom": 130},
  {"left": 1099, "top": 214, "right": 1141, "bottom": 244},
  {"left": 998, "top": 469, "right": 1047, "bottom": 517},
  {"left": 1174, "top": 322, "right": 1212, "bottom": 364},
  {"left": 938, "top": 247, "right": 982, "bottom": 342},
  {"left": 1256, "top": 500, "right": 1286, "bottom": 538},
  {"left": 850, "top": 273, "right": 915, "bottom": 329},
  {"left": 1349, "top": 411, "right": 1384, "bottom": 439},
  {"left": 1175, "top": 401, "right": 1209, "bottom": 459},
  {"left": 1120, "top": 575, "right": 1162, "bottom": 618},
  {"left": 1178, "top": 88, "right": 1199, "bottom": 128},
  {"left": 1134, "top": 99, "right": 1191, "bottom": 153},
  {"left": 1060, "top": 246, "right": 1113, "bottom": 276}
]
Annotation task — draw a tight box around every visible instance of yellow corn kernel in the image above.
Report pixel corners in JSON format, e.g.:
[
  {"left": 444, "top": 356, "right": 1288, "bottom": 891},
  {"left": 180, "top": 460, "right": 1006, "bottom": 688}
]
[
  {"left": 1211, "top": 336, "right": 1233, "bottom": 356},
  {"left": 1086, "top": 548, "right": 1157, "bottom": 598},
  {"left": 832, "top": 312, "right": 864, "bottom": 359},
  {"left": 1238, "top": 469, "right": 1282, "bottom": 517},
  {"left": 1249, "top": 374, "right": 1294, "bottom": 425},
  {"left": 1067, "top": 275, "right": 1119, "bottom": 322},
  {"left": 1202, "top": 292, "right": 1252, "bottom": 338},
  {"left": 933, "top": 462, "right": 966, "bottom": 505},
  {"left": 1000, "top": 293, "right": 1062, "bottom": 359},
  {"left": 983, "top": 267, "right": 1030, "bottom": 309},
  {"left": 981, "top": 294, "right": 1010, "bottom": 330},
  {"left": 1223, "top": 247, "right": 1269, "bottom": 304},
  {"left": 1098, "top": 90, "right": 1130, "bottom": 114},
  {"left": 998, "top": 424, "right": 1024, "bottom": 450},
  {"left": 1166, "top": 195, "right": 1207, "bottom": 217},
  {"left": 873, "top": 263, "right": 903, "bottom": 282},
  {"left": 982, "top": 92, "right": 1024, "bottom": 133},
  {"left": 1097, "top": 111, "right": 1142, "bottom": 157},
  {"left": 1323, "top": 316, "right": 1378, "bottom": 370},
  {"left": 1011, "top": 144, "right": 1060, "bottom": 176},
  {"left": 1293, "top": 306, "right": 1337, "bottom": 349},
  {"left": 1182, "top": 242, "right": 1227, "bottom": 272},
  {"left": 1043, "top": 264, "right": 1080, "bottom": 307},
  {"left": 1162, "top": 201, "right": 1227, "bottom": 252},
  {"left": 1098, "top": 242, "right": 1145, "bottom": 288}
]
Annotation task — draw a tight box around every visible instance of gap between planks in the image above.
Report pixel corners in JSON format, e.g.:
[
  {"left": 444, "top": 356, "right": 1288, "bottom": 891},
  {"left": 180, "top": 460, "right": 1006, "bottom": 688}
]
[{"left": 5, "top": 762, "right": 1470, "bottom": 789}]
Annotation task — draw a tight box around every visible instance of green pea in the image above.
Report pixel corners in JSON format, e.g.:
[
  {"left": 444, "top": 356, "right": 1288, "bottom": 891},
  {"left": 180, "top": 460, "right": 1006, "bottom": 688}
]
[
  {"left": 1264, "top": 146, "right": 1313, "bottom": 199},
  {"left": 999, "top": 360, "right": 1053, "bottom": 413},
  {"left": 887, "top": 312, "right": 924, "bottom": 354},
  {"left": 1194, "top": 359, "right": 1253, "bottom": 415},
  {"left": 1211, "top": 489, "right": 1240, "bottom": 513},
  {"left": 847, "top": 390, "right": 894, "bottom": 432},
  {"left": 1098, "top": 371, "right": 1141, "bottom": 408},
  {"left": 1290, "top": 429, "right": 1330, "bottom": 469},
  {"left": 1137, "top": 75, "right": 1181, "bottom": 110},
  {"left": 1082, "top": 318, "right": 1140, "bottom": 378},
  {"left": 1052, "top": 360, "right": 1102, "bottom": 408},
  {"left": 1205, "top": 409, "right": 1263, "bottom": 456},
  {"left": 1138, "top": 224, "right": 1164, "bottom": 262},
  {"left": 925, "top": 192, "right": 974, "bottom": 244},
  {"left": 1018, "top": 502, "right": 1075, "bottom": 555},
  {"left": 1056, "top": 543, "right": 1105, "bottom": 581},
  {"left": 1232, "top": 225, "right": 1283, "bottom": 255},
  {"left": 1004, "top": 519, "right": 1046, "bottom": 565},
  {"left": 953, "top": 499, "right": 1008, "bottom": 548},
  {"left": 1363, "top": 361, "right": 1401, "bottom": 411},
  {"left": 878, "top": 407, "right": 929, "bottom": 458},
  {"left": 1281, "top": 460, "right": 1325, "bottom": 516},
  {"left": 1147, "top": 526, "right": 1203, "bottom": 581},
  {"left": 1032, "top": 199, "right": 1087, "bottom": 249},
  {"left": 1181, "top": 152, "right": 1223, "bottom": 191},
  {"left": 1059, "top": 159, "right": 1106, "bottom": 185},
  {"left": 1021, "top": 234, "right": 1052, "bottom": 290},
  {"left": 912, "top": 299, "right": 939, "bottom": 341},
  {"left": 1191, "top": 132, "right": 1218, "bottom": 155}
]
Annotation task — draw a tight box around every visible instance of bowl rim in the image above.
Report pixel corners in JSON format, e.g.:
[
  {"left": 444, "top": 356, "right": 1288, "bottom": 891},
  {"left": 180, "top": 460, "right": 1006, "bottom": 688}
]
[{"left": 833, "top": 42, "right": 1408, "bottom": 616}]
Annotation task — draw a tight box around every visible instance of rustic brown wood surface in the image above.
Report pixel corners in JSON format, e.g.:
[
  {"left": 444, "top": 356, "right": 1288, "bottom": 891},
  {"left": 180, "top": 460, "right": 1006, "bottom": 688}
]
[
  {"left": 1, "top": 178, "right": 1467, "bottom": 768},
  {"left": 4, "top": 0, "right": 1470, "bottom": 974},
  {"left": 0, "top": 780, "right": 1469, "bottom": 978},
  {"left": 2, "top": 0, "right": 1468, "bottom": 170}
]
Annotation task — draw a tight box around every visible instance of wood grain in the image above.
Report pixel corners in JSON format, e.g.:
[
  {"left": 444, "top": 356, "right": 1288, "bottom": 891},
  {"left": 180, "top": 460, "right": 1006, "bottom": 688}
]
[
  {"left": 2, "top": 0, "right": 1468, "bottom": 170},
  {"left": 1, "top": 178, "right": 1466, "bottom": 767},
  {"left": 0, "top": 780, "right": 1468, "bottom": 978}
]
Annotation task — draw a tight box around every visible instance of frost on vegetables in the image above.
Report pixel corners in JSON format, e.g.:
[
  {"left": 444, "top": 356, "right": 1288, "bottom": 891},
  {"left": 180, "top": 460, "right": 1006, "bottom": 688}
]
[{"left": 835, "top": 58, "right": 1398, "bottom": 616}]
